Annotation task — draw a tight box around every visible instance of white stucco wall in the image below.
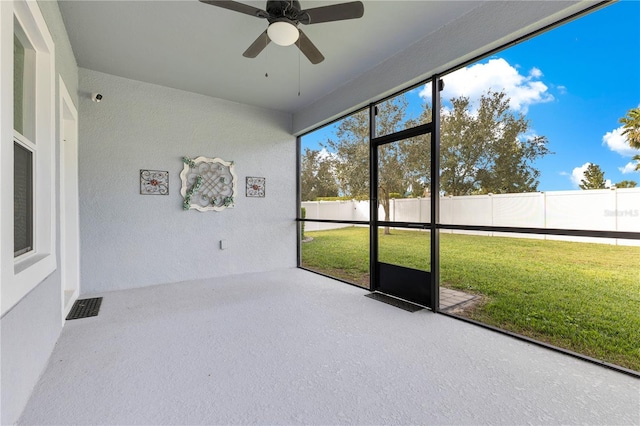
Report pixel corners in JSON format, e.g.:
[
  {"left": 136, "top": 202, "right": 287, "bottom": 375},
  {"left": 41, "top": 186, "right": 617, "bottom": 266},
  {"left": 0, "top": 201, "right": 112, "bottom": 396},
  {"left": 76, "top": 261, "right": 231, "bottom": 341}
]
[
  {"left": 78, "top": 69, "right": 296, "bottom": 294},
  {"left": 1, "top": 1, "right": 78, "bottom": 424},
  {"left": 1, "top": 275, "right": 63, "bottom": 425}
]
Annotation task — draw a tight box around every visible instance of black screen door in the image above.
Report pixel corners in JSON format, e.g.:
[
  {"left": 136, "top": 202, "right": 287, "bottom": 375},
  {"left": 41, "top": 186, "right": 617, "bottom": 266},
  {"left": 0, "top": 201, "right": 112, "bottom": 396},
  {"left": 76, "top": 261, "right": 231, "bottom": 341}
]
[{"left": 372, "top": 134, "right": 433, "bottom": 307}]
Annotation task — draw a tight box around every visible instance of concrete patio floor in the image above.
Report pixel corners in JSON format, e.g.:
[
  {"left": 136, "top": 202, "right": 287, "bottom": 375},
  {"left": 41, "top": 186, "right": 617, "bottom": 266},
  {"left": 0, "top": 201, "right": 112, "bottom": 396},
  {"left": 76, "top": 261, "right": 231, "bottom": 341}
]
[{"left": 19, "top": 269, "right": 639, "bottom": 425}]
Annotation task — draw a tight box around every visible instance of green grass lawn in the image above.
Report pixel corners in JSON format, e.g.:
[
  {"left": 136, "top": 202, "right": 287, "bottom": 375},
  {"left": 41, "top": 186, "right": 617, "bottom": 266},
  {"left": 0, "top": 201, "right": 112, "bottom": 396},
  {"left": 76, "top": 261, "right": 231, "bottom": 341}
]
[{"left": 301, "top": 226, "right": 640, "bottom": 371}]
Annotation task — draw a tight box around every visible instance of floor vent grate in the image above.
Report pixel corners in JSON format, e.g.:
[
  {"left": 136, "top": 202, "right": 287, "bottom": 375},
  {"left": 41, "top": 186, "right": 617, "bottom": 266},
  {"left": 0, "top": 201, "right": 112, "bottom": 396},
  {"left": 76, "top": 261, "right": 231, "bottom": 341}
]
[
  {"left": 365, "top": 292, "right": 424, "bottom": 312},
  {"left": 66, "top": 297, "right": 102, "bottom": 320}
]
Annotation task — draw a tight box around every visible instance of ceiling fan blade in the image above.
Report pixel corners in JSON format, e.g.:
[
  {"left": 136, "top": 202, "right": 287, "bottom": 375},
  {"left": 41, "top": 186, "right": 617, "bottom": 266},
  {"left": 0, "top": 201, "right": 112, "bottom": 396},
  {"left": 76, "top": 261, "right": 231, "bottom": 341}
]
[
  {"left": 299, "top": 1, "right": 364, "bottom": 25},
  {"left": 243, "top": 30, "right": 271, "bottom": 58},
  {"left": 199, "top": 1, "right": 268, "bottom": 19},
  {"left": 297, "top": 30, "right": 324, "bottom": 64}
]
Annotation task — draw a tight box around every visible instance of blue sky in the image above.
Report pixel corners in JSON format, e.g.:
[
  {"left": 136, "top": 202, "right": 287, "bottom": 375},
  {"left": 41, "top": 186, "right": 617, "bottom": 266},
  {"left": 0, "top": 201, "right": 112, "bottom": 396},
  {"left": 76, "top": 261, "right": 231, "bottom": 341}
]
[
  {"left": 499, "top": 0, "right": 640, "bottom": 190},
  {"left": 302, "top": 1, "right": 640, "bottom": 191}
]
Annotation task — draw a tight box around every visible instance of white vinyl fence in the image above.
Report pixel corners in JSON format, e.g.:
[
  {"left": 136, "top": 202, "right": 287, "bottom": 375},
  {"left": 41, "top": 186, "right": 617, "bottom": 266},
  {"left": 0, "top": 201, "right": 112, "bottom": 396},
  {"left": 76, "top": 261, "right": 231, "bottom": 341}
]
[{"left": 302, "top": 188, "right": 640, "bottom": 246}]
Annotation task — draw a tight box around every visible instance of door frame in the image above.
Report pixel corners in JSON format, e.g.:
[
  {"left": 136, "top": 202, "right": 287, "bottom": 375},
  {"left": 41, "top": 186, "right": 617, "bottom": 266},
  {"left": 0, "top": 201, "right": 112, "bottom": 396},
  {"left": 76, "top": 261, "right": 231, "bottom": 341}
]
[
  {"left": 59, "top": 76, "right": 80, "bottom": 322},
  {"left": 369, "top": 77, "right": 443, "bottom": 310}
]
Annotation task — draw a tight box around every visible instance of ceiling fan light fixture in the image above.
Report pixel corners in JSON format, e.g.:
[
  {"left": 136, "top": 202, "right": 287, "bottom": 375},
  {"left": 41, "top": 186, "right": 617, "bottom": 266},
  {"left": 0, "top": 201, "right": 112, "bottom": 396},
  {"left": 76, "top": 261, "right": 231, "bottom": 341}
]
[{"left": 267, "top": 21, "right": 299, "bottom": 46}]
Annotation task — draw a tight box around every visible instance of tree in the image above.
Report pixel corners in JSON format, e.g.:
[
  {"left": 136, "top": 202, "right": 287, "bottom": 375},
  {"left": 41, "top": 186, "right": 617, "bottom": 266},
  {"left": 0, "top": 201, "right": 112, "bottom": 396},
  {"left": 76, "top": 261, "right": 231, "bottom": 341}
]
[
  {"left": 323, "top": 110, "right": 370, "bottom": 200},
  {"left": 437, "top": 91, "right": 550, "bottom": 195},
  {"left": 377, "top": 134, "right": 428, "bottom": 233},
  {"left": 579, "top": 163, "right": 606, "bottom": 190},
  {"left": 619, "top": 107, "right": 640, "bottom": 171},
  {"left": 324, "top": 97, "right": 425, "bottom": 234},
  {"left": 620, "top": 107, "right": 640, "bottom": 149},
  {"left": 614, "top": 180, "right": 637, "bottom": 188},
  {"left": 315, "top": 155, "right": 339, "bottom": 198},
  {"left": 322, "top": 90, "right": 551, "bottom": 232},
  {"left": 300, "top": 148, "right": 338, "bottom": 201}
]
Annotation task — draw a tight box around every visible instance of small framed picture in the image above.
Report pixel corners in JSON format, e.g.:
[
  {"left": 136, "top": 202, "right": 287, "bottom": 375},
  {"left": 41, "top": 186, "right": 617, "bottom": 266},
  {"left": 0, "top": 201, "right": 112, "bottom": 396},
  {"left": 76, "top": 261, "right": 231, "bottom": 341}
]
[
  {"left": 140, "top": 170, "right": 169, "bottom": 195},
  {"left": 246, "top": 177, "right": 265, "bottom": 197}
]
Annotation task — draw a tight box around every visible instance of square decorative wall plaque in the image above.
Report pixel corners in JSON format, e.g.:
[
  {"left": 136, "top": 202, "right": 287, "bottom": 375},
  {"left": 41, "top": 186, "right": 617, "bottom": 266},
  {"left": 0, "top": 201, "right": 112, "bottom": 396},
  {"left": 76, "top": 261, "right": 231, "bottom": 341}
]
[
  {"left": 246, "top": 177, "right": 265, "bottom": 197},
  {"left": 140, "top": 170, "right": 169, "bottom": 195},
  {"left": 180, "top": 157, "right": 237, "bottom": 211}
]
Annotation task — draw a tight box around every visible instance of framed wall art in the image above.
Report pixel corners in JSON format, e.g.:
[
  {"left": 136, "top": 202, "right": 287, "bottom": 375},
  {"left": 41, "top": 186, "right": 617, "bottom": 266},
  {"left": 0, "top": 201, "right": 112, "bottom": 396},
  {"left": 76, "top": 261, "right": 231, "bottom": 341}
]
[
  {"left": 180, "top": 156, "right": 237, "bottom": 211},
  {"left": 140, "top": 170, "right": 169, "bottom": 195},
  {"left": 246, "top": 177, "right": 265, "bottom": 197}
]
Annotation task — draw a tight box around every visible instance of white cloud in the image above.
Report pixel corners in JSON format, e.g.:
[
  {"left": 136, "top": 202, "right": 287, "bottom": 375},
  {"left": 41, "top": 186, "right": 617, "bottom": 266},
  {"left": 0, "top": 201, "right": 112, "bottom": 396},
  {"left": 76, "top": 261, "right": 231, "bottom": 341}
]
[
  {"left": 602, "top": 126, "right": 637, "bottom": 157},
  {"left": 571, "top": 162, "right": 591, "bottom": 187},
  {"left": 619, "top": 161, "right": 638, "bottom": 174},
  {"left": 559, "top": 171, "right": 569, "bottom": 176},
  {"left": 519, "top": 130, "right": 540, "bottom": 142},
  {"left": 318, "top": 147, "right": 335, "bottom": 160},
  {"left": 529, "top": 67, "right": 543, "bottom": 78},
  {"left": 419, "top": 58, "right": 554, "bottom": 114}
]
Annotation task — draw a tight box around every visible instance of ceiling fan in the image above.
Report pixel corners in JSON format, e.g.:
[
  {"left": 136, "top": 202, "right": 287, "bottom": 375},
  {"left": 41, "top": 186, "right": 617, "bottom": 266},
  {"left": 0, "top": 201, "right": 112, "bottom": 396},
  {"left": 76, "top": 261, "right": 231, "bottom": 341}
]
[{"left": 199, "top": 0, "right": 365, "bottom": 64}]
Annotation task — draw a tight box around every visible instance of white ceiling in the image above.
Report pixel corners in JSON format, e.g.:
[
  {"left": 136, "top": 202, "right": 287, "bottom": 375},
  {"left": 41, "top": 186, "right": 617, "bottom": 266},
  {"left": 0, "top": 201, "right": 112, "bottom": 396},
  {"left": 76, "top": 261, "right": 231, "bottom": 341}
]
[{"left": 58, "top": 0, "right": 484, "bottom": 114}]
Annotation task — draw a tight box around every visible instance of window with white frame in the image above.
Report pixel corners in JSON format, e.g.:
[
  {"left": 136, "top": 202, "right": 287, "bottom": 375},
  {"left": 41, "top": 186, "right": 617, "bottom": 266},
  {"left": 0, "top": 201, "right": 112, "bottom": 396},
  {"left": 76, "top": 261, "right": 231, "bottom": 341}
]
[
  {"left": 13, "top": 22, "right": 36, "bottom": 258},
  {"left": 1, "top": 0, "right": 56, "bottom": 315}
]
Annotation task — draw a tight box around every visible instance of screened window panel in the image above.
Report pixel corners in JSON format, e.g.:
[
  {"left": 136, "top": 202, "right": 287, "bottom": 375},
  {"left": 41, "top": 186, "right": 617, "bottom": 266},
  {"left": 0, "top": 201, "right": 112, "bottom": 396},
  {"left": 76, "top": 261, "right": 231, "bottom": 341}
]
[
  {"left": 14, "top": 142, "right": 33, "bottom": 257},
  {"left": 14, "top": 34, "right": 25, "bottom": 135},
  {"left": 14, "top": 24, "right": 36, "bottom": 142}
]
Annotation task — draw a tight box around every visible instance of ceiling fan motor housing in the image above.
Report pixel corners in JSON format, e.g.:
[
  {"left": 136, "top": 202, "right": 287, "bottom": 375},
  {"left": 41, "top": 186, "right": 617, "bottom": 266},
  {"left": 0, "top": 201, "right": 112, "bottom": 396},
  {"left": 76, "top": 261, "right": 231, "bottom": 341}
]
[{"left": 266, "top": 0, "right": 304, "bottom": 23}]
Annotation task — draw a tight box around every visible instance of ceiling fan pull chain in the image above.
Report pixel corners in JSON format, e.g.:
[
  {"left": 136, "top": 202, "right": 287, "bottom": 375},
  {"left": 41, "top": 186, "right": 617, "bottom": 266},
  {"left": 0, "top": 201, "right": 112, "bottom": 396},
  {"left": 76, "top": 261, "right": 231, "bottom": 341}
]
[
  {"left": 298, "top": 40, "right": 301, "bottom": 96},
  {"left": 265, "top": 34, "right": 269, "bottom": 78}
]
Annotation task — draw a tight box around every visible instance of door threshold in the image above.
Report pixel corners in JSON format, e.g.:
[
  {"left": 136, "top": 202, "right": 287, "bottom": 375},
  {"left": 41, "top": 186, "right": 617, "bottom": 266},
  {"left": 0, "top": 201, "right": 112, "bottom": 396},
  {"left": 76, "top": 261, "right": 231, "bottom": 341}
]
[{"left": 365, "top": 292, "right": 425, "bottom": 312}]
